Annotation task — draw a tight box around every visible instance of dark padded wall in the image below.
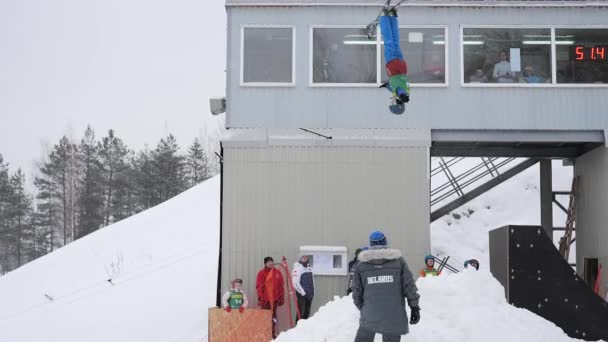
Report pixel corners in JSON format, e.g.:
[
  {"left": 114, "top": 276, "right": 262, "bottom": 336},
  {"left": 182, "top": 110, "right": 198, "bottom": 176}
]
[{"left": 489, "top": 225, "right": 608, "bottom": 341}]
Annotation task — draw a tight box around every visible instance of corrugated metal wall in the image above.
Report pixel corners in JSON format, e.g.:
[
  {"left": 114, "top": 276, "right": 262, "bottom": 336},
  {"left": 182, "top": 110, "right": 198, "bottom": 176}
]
[
  {"left": 575, "top": 146, "right": 608, "bottom": 297},
  {"left": 221, "top": 144, "right": 430, "bottom": 330},
  {"left": 226, "top": 6, "right": 608, "bottom": 129}
]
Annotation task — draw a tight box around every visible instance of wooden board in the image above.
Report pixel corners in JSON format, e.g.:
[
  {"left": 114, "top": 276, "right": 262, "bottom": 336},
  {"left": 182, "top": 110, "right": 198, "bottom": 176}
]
[{"left": 208, "top": 308, "right": 272, "bottom": 342}]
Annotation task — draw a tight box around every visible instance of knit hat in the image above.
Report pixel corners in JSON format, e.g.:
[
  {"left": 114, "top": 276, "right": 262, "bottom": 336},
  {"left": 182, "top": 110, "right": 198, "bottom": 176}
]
[
  {"left": 369, "top": 231, "right": 387, "bottom": 247},
  {"left": 263, "top": 256, "right": 274, "bottom": 264}
]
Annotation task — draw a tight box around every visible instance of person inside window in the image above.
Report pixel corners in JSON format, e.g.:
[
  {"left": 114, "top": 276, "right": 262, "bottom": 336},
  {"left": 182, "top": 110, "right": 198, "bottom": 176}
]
[
  {"left": 520, "top": 66, "right": 543, "bottom": 84},
  {"left": 469, "top": 68, "right": 488, "bottom": 83},
  {"left": 492, "top": 51, "right": 513, "bottom": 83}
]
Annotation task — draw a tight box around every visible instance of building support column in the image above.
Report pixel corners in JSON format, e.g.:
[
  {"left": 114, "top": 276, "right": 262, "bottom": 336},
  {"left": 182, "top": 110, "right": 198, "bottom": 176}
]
[{"left": 540, "top": 159, "right": 554, "bottom": 238}]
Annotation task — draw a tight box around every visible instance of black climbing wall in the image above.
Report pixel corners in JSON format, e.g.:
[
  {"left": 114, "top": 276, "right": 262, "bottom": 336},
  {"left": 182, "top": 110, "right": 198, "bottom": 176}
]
[{"left": 489, "top": 225, "right": 608, "bottom": 341}]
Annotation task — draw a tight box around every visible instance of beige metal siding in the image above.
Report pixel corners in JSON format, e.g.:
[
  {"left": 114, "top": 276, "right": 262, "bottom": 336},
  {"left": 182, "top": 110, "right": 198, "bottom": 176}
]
[
  {"left": 221, "top": 145, "right": 430, "bottom": 329},
  {"left": 575, "top": 146, "right": 608, "bottom": 296}
]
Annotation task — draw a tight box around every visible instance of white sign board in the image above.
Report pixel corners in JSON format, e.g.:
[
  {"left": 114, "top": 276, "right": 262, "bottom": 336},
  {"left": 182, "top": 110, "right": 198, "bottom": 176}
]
[
  {"left": 510, "top": 48, "right": 521, "bottom": 72},
  {"left": 300, "top": 246, "right": 348, "bottom": 276}
]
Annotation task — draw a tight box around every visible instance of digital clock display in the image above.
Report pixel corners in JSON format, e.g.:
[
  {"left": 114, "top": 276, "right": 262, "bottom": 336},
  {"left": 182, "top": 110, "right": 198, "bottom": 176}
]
[{"left": 570, "top": 46, "right": 607, "bottom": 61}]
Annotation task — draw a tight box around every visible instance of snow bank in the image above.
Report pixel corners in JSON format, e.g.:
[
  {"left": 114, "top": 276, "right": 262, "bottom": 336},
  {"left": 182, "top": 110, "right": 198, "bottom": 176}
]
[
  {"left": 0, "top": 176, "right": 220, "bottom": 342},
  {"left": 276, "top": 270, "right": 598, "bottom": 342}
]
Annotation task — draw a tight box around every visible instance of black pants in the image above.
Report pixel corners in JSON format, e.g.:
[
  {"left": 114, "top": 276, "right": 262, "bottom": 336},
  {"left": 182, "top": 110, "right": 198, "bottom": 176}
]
[
  {"left": 296, "top": 293, "right": 312, "bottom": 323},
  {"left": 354, "top": 326, "right": 401, "bottom": 342},
  {"left": 261, "top": 302, "right": 278, "bottom": 338}
]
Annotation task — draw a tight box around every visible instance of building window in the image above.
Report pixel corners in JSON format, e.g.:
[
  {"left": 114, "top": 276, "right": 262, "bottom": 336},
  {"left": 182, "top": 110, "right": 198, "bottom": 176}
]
[
  {"left": 462, "top": 27, "right": 552, "bottom": 84},
  {"left": 241, "top": 26, "right": 294, "bottom": 85},
  {"left": 556, "top": 28, "right": 608, "bottom": 84},
  {"left": 312, "top": 27, "right": 377, "bottom": 84},
  {"left": 300, "top": 246, "right": 348, "bottom": 276},
  {"left": 381, "top": 27, "right": 447, "bottom": 84}
]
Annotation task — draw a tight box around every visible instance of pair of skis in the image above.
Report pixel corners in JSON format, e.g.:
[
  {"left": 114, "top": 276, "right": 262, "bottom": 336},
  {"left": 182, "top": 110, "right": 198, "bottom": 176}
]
[
  {"left": 277, "top": 256, "right": 302, "bottom": 329},
  {"left": 366, "top": 0, "right": 407, "bottom": 39}
]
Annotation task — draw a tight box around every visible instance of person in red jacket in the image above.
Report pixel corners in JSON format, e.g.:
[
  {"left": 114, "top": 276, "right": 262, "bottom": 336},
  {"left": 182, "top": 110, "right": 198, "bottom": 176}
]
[{"left": 256, "top": 256, "right": 285, "bottom": 338}]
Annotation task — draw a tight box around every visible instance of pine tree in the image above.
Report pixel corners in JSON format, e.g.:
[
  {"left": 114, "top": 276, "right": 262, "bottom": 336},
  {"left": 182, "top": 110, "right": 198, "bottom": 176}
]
[
  {"left": 34, "top": 159, "right": 59, "bottom": 253},
  {"left": 77, "top": 126, "right": 104, "bottom": 238},
  {"left": 49, "top": 137, "right": 79, "bottom": 245},
  {"left": 151, "top": 134, "right": 186, "bottom": 205},
  {"left": 8, "top": 169, "right": 33, "bottom": 267},
  {"left": 0, "top": 155, "right": 12, "bottom": 273},
  {"left": 99, "top": 130, "right": 129, "bottom": 226},
  {"left": 186, "top": 138, "right": 210, "bottom": 187},
  {"left": 132, "top": 148, "right": 155, "bottom": 210}
]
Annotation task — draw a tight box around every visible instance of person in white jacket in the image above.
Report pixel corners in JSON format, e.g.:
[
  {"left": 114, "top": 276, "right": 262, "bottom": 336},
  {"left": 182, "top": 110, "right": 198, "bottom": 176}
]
[{"left": 292, "top": 255, "right": 315, "bottom": 323}]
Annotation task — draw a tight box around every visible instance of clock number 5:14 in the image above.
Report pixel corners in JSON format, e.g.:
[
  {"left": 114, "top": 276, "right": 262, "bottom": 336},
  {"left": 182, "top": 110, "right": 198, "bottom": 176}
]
[{"left": 576, "top": 47, "right": 606, "bottom": 60}]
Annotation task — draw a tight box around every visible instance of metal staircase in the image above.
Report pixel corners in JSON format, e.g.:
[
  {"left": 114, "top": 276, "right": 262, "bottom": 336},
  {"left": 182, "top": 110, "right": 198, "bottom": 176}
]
[
  {"left": 430, "top": 157, "right": 541, "bottom": 222},
  {"left": 558, "top": 178, "right": 577, "bottom": 260}
]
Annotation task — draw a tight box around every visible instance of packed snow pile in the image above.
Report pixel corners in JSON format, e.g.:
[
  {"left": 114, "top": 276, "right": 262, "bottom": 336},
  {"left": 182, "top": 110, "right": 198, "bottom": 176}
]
[
  {"left": 276, "top": 270, "right": 598, "bottom": 342},
  {"left": 0, "top": 176, "right": 220, "bottom": 342}
]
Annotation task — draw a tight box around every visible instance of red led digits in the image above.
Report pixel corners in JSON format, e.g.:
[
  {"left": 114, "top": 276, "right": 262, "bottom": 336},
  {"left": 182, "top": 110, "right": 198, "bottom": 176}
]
[
  {"left": 575, "top": 46, "right": 584, "bottom": 60},
  {"left": 596, "top": 47, "right": 605, "bottom": 60},
  {"left": 573, "top": 46, "right": 607, "bottom": 61}
]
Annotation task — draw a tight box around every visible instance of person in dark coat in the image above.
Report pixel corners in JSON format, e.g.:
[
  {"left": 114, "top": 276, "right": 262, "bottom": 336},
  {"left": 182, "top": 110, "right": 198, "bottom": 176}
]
[
  {"left": 347, "top": 247, "right": 366, "bottom": 295},
  {"left": 292, "top": 255, "right": 314, "bottom": 323},
  {"left": 352, "top": 231, "right": 421, "bottom": 342}
]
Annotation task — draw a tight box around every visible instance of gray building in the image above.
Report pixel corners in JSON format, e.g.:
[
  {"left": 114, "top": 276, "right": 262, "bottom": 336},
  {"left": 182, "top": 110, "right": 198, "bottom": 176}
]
[{"left": 218, "top": 0, "right": 608, "bottom": 330}]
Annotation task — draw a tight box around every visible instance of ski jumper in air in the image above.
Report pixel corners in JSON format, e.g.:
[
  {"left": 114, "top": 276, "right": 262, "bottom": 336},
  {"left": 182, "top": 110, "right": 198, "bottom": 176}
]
[{"left": 379, "top": 8, "right": 410, "bottom": 115}]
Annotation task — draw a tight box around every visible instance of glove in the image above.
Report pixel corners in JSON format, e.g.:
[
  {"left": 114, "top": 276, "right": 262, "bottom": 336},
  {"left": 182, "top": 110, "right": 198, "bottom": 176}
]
[
  {"left": 409, "top": 306, "right": 420, "bottom": 325},
  {"left": 239, "top": 307, "right": 245, "bottom": 313},
  {"left": 225, "top": 307, "right": 232, "bottom": 313}
]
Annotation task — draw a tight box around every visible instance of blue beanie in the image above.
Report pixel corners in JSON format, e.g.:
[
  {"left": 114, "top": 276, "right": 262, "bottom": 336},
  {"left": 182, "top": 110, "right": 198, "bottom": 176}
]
[{"left": 369, "top": 231, "right": 387, "bottom": 247}]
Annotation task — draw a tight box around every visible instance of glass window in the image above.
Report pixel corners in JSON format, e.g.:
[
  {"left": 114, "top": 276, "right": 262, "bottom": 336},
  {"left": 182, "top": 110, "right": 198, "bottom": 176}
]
[
  {"left": 556, "top": 29, "right": 608, "bottom": 84},
  {"left": 312, "top": 28, "right": 377, "bottom": 84},
  {"left": 242, "top": 27, "right": 293, "bottom": 84},
  {"left": 381, "top": 28, "right": 446, "bottom": 84},
  {"left": 463, "top": 28, "right": 552, "bottom": 84}
]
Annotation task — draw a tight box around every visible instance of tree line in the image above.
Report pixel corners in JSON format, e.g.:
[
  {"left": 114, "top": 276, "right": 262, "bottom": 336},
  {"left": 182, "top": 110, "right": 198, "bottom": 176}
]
[{"left": 0, "top": 126, "right": 215, "bottom": 274}]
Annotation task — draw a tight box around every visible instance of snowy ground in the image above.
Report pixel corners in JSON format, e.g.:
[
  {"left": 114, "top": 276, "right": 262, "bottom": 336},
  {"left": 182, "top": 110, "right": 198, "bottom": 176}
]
[
  {"left": 0, "top": 160, "right": 587, "bottom": 341},
  {"left": 276, "top": 270, "right": 597, "bottom": 342},
  {"left": 0, "top": 177, "right": 220, "bottom": 342}
]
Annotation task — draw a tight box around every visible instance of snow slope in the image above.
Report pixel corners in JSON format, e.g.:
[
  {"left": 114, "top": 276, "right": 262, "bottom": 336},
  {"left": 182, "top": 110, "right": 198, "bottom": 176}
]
[
  {"left": 0, "top": 176, "right": 220, "bottom": 342},
  {"left": 276, "top": 270, "right": 598, "bottom": 342}
]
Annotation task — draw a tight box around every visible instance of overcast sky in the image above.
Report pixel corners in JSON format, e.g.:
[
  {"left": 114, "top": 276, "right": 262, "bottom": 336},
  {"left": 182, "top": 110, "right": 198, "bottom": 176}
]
[{"left": 0, "top": 0, "right": 226, "bottom": 183}]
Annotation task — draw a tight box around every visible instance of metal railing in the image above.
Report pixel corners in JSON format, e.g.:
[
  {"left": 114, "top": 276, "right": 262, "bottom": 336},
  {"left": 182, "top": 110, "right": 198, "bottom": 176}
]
[{"left": 431, "top": 157, "right": 519, "bottom": 208}]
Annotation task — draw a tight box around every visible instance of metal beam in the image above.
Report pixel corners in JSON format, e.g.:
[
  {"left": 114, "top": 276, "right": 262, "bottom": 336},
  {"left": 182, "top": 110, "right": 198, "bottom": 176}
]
[
  {"left": 553, "top": 198, "right": 569, "bottom": 215},
  {"left": 540, "top": 159, "right": 553, "bottom": 237},
  {"left": 431, "top": 158, "right": 540, "bottom": 222},
  {"left": 431, "top": 144, "right": 588, "bottom": 158},
  {"left": 431, "top": 129, "right": 605, "bottom": 143}
]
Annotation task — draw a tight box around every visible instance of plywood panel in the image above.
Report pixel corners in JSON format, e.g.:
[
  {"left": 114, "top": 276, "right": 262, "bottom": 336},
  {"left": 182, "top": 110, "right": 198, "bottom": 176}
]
[{"left": 208, "top": 308, "right": 272, "bottom": 342}]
